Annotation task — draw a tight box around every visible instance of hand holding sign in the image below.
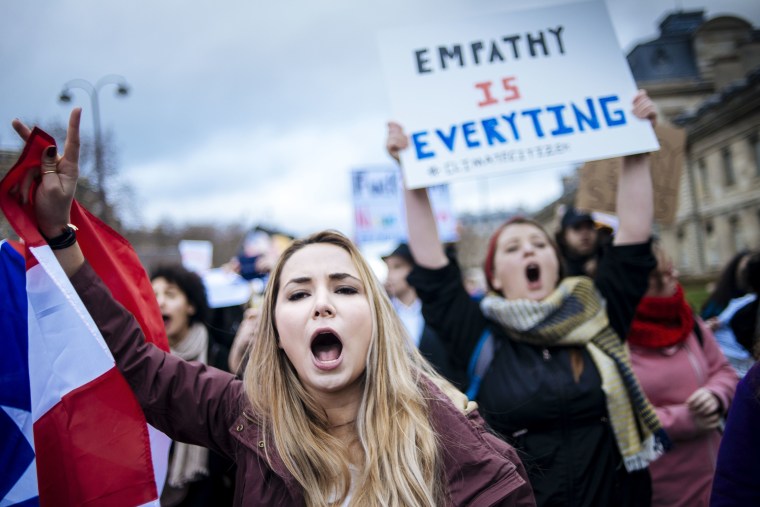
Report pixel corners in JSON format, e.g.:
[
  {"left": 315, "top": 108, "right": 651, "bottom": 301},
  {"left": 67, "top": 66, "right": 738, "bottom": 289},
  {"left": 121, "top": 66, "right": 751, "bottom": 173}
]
[
  {"left": 386, "top": 121, "right": 409, "bottom": 164},
  {"left": 633, "top": 89, "right": 658, "bottom": 129}
]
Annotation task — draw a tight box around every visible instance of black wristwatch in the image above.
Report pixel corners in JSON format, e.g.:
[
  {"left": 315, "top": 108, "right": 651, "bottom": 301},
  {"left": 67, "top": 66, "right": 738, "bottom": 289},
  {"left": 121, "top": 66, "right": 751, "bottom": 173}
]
[{"left": 42, "top": 224, "right": 78, "bottom": 250}]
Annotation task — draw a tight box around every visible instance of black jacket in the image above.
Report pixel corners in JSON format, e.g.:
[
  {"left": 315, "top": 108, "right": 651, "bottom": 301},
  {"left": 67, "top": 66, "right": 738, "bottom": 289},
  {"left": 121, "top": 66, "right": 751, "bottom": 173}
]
[
  {"left": 418, "top": 323, "right": 468, "bottom": 389},
  {"left": 408, "top": 241, "right": 656, "bottom": 507}
]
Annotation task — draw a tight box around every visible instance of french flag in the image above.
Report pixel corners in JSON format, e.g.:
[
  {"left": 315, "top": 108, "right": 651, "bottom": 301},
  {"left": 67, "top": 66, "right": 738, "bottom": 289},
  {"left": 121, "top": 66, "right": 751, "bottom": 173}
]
[{"left": 1, "top": 128, "right": 170, "bottom": 506}]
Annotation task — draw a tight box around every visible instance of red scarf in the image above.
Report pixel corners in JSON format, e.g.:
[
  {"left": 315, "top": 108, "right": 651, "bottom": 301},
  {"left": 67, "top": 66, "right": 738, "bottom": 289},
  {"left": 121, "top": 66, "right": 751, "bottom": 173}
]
[{"left": 629, "top": 284, "right": 694, "bottom": 348}]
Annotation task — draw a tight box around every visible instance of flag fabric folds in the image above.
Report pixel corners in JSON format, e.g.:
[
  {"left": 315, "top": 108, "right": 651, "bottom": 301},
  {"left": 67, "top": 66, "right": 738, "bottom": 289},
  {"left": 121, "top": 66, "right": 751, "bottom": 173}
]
[{"left": 0, "top": 128, "right": 170, "bottom": 507}]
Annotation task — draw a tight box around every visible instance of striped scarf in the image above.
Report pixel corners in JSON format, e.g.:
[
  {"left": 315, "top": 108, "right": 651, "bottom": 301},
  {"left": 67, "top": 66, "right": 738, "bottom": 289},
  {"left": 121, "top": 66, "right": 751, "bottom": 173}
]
[{"left": 480, "top": 276, "right": 670, "bottom": 471}]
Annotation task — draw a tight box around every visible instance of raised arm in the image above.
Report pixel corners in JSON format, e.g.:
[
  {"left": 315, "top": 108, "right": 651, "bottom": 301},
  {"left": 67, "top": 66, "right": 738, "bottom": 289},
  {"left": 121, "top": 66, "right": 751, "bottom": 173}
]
[
  {"left": 614, "top": 90, "right": 656, "bottom": 246},
  {"left": 10, "top": 110, "right": 241, "bottom": 456},
  {"left": 11, "top": 109, "right": 85, "bottom": 276},
  {"left": 386, "top": 121, "right": 448, "bottom": 269}
]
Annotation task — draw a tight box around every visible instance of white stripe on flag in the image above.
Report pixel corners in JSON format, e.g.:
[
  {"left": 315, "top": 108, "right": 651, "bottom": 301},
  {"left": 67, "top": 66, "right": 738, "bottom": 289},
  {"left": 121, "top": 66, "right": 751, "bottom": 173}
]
[
  {"left": 26, "top": 245, "right": 115, "bottom": 422},
  {"left": 148, "top": 424, "right": 171, "bottom": 495}
]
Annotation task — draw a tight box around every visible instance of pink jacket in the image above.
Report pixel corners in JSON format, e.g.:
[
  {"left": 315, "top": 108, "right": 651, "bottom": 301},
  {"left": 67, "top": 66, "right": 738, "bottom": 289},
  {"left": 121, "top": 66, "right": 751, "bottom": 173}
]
[{"left": 629, "top": 319, "right": 738, "bottom": 507}]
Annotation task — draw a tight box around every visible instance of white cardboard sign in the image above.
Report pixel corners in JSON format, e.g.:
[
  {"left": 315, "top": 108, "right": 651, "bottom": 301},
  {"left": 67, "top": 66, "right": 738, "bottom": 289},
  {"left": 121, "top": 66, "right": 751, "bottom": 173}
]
[{"left": 378, "top": 1, "right": 659, "bottom": 188}]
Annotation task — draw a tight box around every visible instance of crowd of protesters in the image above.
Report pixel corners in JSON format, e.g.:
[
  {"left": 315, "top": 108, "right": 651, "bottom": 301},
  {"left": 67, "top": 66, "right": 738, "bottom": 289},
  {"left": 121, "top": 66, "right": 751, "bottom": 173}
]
[
  {"left": 6, "top": 89, "right": 759, "bottom": 506},
  {"left": 701, "top": 251, "right": 760, "bottom": 377}
]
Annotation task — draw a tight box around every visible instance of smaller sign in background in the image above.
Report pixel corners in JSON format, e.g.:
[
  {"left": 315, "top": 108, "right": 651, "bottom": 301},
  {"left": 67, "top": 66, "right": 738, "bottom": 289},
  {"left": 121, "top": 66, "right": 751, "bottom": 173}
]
[
  {"left": 575, "top": 125, "right": 686, "bottom": 225},
  {"left": 352, "top": 165, "right": 458, "bottom": 246},
  {"left": 178, "top": 239, "right": 213, "bottom": 273}
]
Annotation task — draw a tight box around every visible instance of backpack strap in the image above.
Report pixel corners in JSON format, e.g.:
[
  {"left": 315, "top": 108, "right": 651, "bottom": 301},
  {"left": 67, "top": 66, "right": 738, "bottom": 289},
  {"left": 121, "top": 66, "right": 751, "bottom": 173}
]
[
  {"left": 692, "top": 313, "right": 704, "bottom": 348},
  {"left": 466, "top": 329, "right": 496, "bottom": 400}
]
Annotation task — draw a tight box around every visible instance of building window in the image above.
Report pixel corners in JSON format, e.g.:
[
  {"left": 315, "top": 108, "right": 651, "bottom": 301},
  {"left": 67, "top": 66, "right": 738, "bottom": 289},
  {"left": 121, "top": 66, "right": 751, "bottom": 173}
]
[
  {"left": 722, "top": 147, "right": 735, "bottom": 187},
  {"left": 729, "top": 215, "right": 742, "bottom": 254},
  {"left": 677, "top": 227, "right": 689, "bottom": 268},
  {"left": 705, "top": 218, "right": 719, "bottom": 268},
  {"left": 652, "top": 47, "right": 671, "bottom": 69},
  {"left": 751, "top": 134, "right": 760, "bottom": 178},
  {"left": 698, "top": 158, "right": 710, "bottom": 199}
]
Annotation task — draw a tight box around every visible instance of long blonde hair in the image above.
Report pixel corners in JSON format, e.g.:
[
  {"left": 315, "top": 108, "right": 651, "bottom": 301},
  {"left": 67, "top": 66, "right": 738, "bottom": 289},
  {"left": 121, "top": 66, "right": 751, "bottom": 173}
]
[{"left": 244, "top": 230, "right": 447, "bottom": 506}]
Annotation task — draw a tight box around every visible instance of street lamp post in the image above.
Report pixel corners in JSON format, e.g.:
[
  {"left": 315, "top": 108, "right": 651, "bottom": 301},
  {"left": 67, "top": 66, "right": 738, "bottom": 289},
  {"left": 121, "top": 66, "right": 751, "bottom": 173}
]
[{"left": 58, "top": 75, "right": 130, "bottom": 225}]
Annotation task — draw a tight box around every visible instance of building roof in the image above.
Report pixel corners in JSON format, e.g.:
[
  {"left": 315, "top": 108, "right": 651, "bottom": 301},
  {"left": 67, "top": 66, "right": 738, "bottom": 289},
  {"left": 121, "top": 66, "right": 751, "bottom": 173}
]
[
  {"left": 674, "top": 66, "right": 760, "bottom": 126},
  {"left": 627, "top": 10, "right": 705, "bottom": 83}
]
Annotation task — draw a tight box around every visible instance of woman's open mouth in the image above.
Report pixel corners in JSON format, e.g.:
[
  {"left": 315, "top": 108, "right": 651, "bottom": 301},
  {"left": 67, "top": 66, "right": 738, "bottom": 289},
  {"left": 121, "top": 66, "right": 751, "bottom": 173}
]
[
  {"left": 526, "top": 263, "right": 541, "bottom": 289},
  {"left": 311, "top": 330, "right": 344, "bottom": 371}
]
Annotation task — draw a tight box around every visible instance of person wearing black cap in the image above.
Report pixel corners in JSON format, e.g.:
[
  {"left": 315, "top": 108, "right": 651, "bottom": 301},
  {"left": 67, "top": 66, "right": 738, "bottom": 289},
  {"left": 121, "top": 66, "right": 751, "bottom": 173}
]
[
  {"left": 382, "top": 243, "right": 464, "bottom": 388},
  {"left": 556, "top": 207, "right": 607, "bottom": 278}
]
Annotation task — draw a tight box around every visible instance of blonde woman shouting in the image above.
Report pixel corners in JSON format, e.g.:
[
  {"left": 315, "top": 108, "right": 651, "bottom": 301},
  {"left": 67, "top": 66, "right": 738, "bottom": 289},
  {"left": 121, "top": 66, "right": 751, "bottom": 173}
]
[{"left": 10, "top": 109, "right": 535, "bottom": 507}]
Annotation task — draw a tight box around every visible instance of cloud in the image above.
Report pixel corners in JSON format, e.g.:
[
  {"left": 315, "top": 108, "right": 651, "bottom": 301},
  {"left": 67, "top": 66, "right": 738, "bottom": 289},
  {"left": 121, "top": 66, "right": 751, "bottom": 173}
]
[
  {"left": 122, "top": 113, "right": 391, "bottom": 235},
  {"left": 2, "top": 0, "right": 759, "bottom": 239}
]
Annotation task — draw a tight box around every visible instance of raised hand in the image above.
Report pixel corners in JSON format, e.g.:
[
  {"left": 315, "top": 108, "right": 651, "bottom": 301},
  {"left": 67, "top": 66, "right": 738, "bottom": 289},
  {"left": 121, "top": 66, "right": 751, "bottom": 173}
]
[
  {"left": 631, "top": 89, "right": 657, "bottom": 128},
  {"left": 11, "top": 108, "right": 82, "bottom": 238},
  {"left": 386, "top": 121, "right": 409, "bottom": 163},
  {"left": 615, "top": 91, "right": 655, "bottom": 246},
  {"left": 9, "top": 108, "right": 85, "bottom": 276}
]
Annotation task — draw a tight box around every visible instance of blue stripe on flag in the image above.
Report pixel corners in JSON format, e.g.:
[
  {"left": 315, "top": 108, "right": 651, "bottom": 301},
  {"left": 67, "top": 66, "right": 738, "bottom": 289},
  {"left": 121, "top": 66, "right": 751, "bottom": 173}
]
[
  {"left": 0, "top": 241, "right": 38, "bottom": 505},
  {"left": 0, "top": 242, "right": 30, "bottom": 411}
]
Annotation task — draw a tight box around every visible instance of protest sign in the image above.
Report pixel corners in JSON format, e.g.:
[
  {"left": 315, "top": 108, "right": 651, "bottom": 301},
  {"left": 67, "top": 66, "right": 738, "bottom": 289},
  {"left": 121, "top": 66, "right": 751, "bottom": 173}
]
[
  {"left": 178, "top": 239, "right": 213, "bottom": 273},
  {"left": 202, "top": 268, "right": 252, "bottom": 309},
  {"left": 576, "top": 125, "right": 686, "bottom": 224},
  {"left": 378, "top": 1, "right": 659, "bottom": 188},
  {"left": 352, "top": 166, "right": 458, "bottom": 245}
]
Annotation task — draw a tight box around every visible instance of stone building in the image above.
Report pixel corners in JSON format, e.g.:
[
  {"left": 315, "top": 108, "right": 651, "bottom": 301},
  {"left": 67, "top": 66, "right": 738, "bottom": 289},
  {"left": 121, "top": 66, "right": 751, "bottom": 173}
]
[
  {"left": 629, "top": 10, "right": 760, "bottom": 278},
  {"left": 1, "top": 150, "right": 20, "bottom": 240},
  {"left": 670, "top": 69, "right": 760, "bottom": 276},
  {"left": 455, "top": 209, "right": 523, "bottom": 269},
  {"left": 525, "top": 10, "right": 760, "bottom": 281}
]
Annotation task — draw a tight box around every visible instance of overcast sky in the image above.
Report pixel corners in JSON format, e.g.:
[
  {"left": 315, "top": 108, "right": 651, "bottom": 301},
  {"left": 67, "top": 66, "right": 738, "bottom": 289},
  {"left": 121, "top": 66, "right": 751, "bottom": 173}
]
[{"left": 2, "top": 0, "right": 759, "bottom": 240}]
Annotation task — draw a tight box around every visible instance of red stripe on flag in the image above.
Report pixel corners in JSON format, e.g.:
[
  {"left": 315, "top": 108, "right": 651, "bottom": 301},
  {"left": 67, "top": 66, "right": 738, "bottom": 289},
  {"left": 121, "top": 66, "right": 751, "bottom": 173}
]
[
  {"left": 2, "top": 125, "right": 171, "bottom": 503},
  {"left": 0, "top": 128, "right": 55, "bottom": 248},
  {"left": 34, "top": 367, "right": 158, "bottom": 507},
  {"left": 70, "top": 202, "right": 168, "bottom": 351}
]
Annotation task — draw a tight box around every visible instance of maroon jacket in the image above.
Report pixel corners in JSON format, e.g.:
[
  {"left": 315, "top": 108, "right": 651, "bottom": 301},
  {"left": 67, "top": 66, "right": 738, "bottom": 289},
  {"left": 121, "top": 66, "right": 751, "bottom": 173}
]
[{"left": 72, "top": 263, "right": 535, "bottom": 507}]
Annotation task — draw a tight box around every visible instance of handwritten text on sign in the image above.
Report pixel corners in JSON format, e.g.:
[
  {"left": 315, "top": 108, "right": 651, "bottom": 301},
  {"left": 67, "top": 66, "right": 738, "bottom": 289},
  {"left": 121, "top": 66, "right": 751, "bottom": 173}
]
[{"left": 378, "top": 1, "right": 659, "bottom": 188}]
